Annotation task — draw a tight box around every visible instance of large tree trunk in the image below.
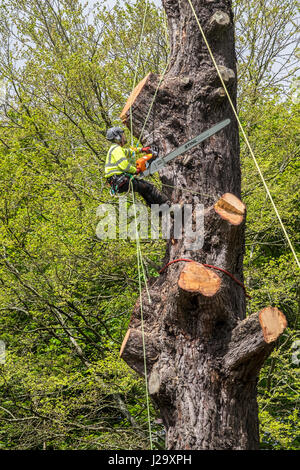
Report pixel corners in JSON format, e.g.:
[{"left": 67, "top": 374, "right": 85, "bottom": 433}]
[{"left": 120, "top": 0, "right": 287, "bottom": 450}]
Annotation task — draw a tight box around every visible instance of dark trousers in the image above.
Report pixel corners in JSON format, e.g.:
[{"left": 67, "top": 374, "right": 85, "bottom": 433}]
[{"left": 108, "top": 174, "right": 168, "bottom": 207}]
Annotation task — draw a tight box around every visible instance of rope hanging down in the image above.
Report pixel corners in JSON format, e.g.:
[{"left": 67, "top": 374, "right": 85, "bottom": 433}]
[
  {"left": 126, "top": 8, "right": 171, "bottom": 450},
  {"left": 129, "top": 0, "right": 149, "bottom": 147},
  {"left": 128, "top": 0, "right": 154, "bottom": 450},
  {"left": 130, "top": 182, "right": 153, "bottom": 450},
  {"left": 186, "top": 0, "right": 299, "bottom": 270},
  {"left": 138, "top": 62, "right": 169, "bottom": 145}
]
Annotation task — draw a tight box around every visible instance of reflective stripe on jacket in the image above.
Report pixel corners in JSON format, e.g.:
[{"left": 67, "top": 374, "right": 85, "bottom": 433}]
[{"left": 104, "top": 145, "right": 137, "bottom": 178}]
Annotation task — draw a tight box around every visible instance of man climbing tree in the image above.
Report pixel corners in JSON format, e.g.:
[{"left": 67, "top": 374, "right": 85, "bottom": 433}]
[
  {"left": 105, "top": 126, "right": 170, "bottom": 207},
  {"left": 119, "top": 0, "right": 288, "bottom": 450}
]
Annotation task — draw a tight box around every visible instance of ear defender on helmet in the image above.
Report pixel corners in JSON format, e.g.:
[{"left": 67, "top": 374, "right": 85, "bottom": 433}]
[{"left": 106, "top": 127, "right": 124, "bottom": 142}]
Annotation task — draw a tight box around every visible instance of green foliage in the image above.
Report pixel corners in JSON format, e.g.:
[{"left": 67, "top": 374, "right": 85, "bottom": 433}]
[
  {"left": 0, "top": 0, "right": 166, "bottom": 450},
  {"left": 258, "top": 340, "right": 300, "bottom": 450}
]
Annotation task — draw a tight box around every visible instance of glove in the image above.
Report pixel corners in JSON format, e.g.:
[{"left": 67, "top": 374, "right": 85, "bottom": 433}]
[{"left": 141, "top": 146, "right": 151, "bottom": 152}]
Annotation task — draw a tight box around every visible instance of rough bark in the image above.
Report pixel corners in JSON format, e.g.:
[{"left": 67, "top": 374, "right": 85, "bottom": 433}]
[
  {"left": 119, "top": 0, "right": 287, "bottom": 450},
  {"left": 120, "top": 328, "right": 159, "bottom": 376}
]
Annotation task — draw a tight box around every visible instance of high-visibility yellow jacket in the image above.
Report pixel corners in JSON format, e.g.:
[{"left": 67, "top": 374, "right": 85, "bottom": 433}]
[{"left": 105, "top": 144, "right": 139, "bottom": 178}]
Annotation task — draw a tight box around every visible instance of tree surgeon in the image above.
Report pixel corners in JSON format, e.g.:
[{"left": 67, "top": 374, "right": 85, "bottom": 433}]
[{"left": 105, "top": 126, "right": 170, "bottom": 207}]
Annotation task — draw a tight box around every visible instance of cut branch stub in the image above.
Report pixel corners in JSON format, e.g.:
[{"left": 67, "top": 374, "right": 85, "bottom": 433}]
[
  {"left": 119, "top": 72, "right": 162, "bottom": 128},
  {"left": 259, "top": 306, "right": 288, "bottom": 344},
  {"left": 120, "top": 328, "right": 158, "bottom": 376},
  {"left": 224, "top": 306, "right": 287, "bottom": 373},
  {"left": 218, "top": 65, "right": 235, "bottom": 85},
  {"left": 148, "top": 368, "right": 160, "bottom": 395},
  {"left": 214, "top": 192, "right": 246, "bottom": 225},
  {"left": 178, "top": 262, "right": 221, "bottom": 296},
  {"left": 119, "top": 72, "right": 151, "bottom": 123},
  {"left": 208, "top": 87, "right": 226, "bottom": 102},
  {"left": 207, "top": 10, "right": 231, "bottom": 36}
]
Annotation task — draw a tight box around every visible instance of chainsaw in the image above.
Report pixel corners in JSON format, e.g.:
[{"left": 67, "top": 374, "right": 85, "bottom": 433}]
[
  {"left": 135, "top": 119, "right": 231, "bottom": 177},
  {"left": 135, "top": 146, "right": 159, "bottom": 173}
]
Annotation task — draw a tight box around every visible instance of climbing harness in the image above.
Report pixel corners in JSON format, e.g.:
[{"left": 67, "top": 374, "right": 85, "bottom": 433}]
[
  {"left": 108, "top": 173, "right": 135, "bottom": 196},
  {"left": 159, "top": 258, "right": 251, "bottom": 299}
]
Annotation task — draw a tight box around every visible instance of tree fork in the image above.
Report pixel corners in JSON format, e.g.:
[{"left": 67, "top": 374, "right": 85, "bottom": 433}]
[{"left": 119, "top": 0, "right": 287, "bottom": 449}]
